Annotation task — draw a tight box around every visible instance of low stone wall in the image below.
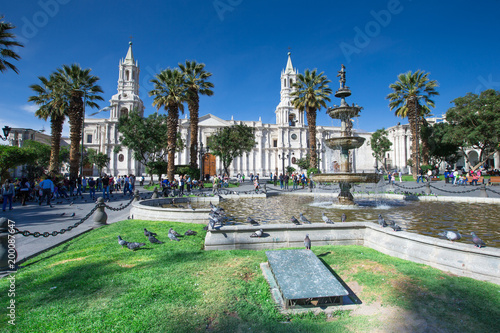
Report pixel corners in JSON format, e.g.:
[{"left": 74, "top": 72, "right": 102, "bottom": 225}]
[
  {"left": 204, "top": 223, "right": 500, "bottom": 285},
  {"left": 130, "top": 197, "right": 212, "bottom": 224}
]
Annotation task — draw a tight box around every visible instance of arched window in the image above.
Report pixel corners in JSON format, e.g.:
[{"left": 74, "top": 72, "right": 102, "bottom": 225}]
[
  {"left": 290, "top": 79, "right": 293, "bottom": 86},
  {"left": 125, "top": 70, "right": 130, "bottom": 81},
  {"left": 289, "top": 114, "right": 296, "bottom": 126},
  {"left": 120, "top": 107, "right": 128, "bottom": 117},
  {"left": 283, "top": 79, "right": 286, "bottom": 87}
]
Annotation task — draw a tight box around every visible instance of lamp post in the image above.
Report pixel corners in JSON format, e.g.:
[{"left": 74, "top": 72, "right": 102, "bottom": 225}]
[
  {"left": 278, "top": 152, "right": 290, "bottom": 176},
  {"left": 0, "top": 126, "right": 11, "bottom": 141}
]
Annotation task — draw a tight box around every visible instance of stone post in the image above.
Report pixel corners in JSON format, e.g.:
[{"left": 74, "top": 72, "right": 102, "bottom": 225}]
[
  {"left": 0, "top": 217, "right": 16, "bottom": 270},
  {"left": 263, "top": 184, "right": 267, "bottom": 194},
  {"left": 152, "top": 187, "right": 159, "bottom": 199},
  {"left": 425, "top": 182, "right": 431, "bottom": 195},
  {"left": 93, "top": 197, "right": 108, "bottom": 228},
  {"left": 479, "top": 184, "right": 488, "bottom": 198},
  {"left": 133, "top": 190, "right": 141, "bottom": 202}
]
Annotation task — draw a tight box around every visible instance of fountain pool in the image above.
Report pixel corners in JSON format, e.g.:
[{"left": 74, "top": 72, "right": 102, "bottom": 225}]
[{"left": 217, "top": 195, "right": 500, "bottom": 248}]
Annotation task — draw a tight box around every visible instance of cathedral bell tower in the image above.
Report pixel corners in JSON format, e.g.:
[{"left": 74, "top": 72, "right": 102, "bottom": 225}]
[
  {"left": 275, "top": 52, "right": 303, "bottom": 127},
  {"left": 109, "top": 42, "right": 144, "bottom": 120}
]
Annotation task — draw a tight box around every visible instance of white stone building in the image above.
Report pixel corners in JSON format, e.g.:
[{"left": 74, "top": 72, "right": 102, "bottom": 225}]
[{"left": 83, "top": 44, "right": 378, "bottom": 177}]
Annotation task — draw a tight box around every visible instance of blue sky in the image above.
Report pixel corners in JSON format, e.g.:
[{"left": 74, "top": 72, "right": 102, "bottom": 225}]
[{"left": 1, "top": 0, "right": 500, "bottom": 138}]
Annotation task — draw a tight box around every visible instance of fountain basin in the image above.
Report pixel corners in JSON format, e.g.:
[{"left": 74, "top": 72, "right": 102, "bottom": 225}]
[
  {"left": 312, "top": 172, "right": 380, "bottom": 183},
  {"left": 324, "top": 137, "right": 366, "bottom": 150},
  {"left": 130, "top": 197, "right": 213, "bottom": 223},
  {"left": 327, "top": 106, "right": 361, "bottom": 119}
]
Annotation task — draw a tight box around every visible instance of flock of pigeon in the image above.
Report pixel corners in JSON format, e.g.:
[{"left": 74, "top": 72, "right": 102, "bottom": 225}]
[
  {"left": 437, "top": 230, "right": 486, "bottom": 248},
  {"left": 117, "top": 227, "right": 197, "bottom": 251}
]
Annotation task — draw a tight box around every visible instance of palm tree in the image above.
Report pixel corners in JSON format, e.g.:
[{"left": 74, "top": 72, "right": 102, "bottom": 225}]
[
  {"left": 28, "top": 74, "right": 68, "bottom": 175},
  {"left": 386, "top": 70, "right": 439, "bottom": 178},
  {"left": 0, "top": 15, "right": 23, "bottom": 74},
  {"left": 178, "top": 60, "right": 214, "bottom": 169},
  {"left": 149, "top": 68, "right": 186, "bottom": 181},
  {"left": 55, "top": 64, "right": 104, "bottom": 178},
  {"left": 291, "top": 69, "right": 332, "bottom": 168}
]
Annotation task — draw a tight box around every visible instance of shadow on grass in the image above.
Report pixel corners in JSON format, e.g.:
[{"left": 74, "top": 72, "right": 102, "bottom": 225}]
[{"left": 318, "top": 257, "right": 362, "bottom": 305}]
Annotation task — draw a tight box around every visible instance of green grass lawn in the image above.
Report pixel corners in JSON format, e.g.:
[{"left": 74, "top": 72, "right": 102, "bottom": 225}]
[{"left": 1, "top": 220, "right": 499, "bottom": 332}]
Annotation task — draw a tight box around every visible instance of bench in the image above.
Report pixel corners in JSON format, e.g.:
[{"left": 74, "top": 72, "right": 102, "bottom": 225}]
[
  {"left": 488, "top": 176, "right": 500, "bottom": 185},
  {"left": 467, "top": 177, "right": 484, "bottom": 185}
]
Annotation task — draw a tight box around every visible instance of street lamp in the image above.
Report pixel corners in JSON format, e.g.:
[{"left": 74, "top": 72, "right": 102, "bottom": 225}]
[
  {"left": 0, "top": 126, "right": 11, "bottom": 141},
  {"left": 278, "top": 152, "right": 293, "bottom": 176}
]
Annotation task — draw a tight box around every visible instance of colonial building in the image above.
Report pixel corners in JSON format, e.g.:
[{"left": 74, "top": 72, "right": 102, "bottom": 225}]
[{"left": 83, "top": 42, "right": 145, "bottom": 176}]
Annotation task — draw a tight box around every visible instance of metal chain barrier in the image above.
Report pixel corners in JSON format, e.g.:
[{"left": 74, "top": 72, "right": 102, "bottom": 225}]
[
  {"left": 428, "top": 184, "right": 481, "bottom": 194},
  {"left": 393, "top": 183, "right": 427, "bottom": 190},
  {"left": 12, "top": 205, "right": 100, "bottom": 238},
  {"left": 486, "top": 187, "right": 500, "bottom": 196},
  {"left": 103, "top": 195, "right": 135, "bottom": 211}
]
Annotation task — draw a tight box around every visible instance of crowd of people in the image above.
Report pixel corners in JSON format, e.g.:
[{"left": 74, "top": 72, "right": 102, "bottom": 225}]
[{"left": 0, "top": 174, "right": 140, "bottom": 210}]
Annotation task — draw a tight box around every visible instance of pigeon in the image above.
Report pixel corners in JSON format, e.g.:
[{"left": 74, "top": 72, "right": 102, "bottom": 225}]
[
  {"left": 187, "top": 202, "right": 195, "bottom": 210},
  {"left": 144, "top": 228, "right": 157, "bottom": 237},
  {"left": 378, "top": 214, "right": 387, "bottom": 227},
  {"left": 250, "top": 229, "right": 264, "bottom": 238},
  {"left": 246, "top": 217, "right": 260, "bottom": 226},
  {"left": 184, "top": 229, "right": 197, "bottom": 236},
  {"left": 304, "top": 234, "right": 311, "bottom": 250},
  {"left": 341, "top": 213, "right": 347, "bottom": 222},
  {"left": 299, "top": 213, "right": 312, "bottom": 224},
  {"left": 69, "top": 201, "right": 74, "bottom": 206},
  {"left": 60, "top": 213, "right": 65, "bottom": 216},
  {"left": 208, "top": 219, "right": 216, "bottom": 230},
  {"left": 322, "top": 213, "right": 334, "bottom": 224},
  {"left": 169, "top": 228, "right": 181, "bottom": 237},
  {"left": 290, "top": 216, "right": 301, "bottom": 225},
  {"left": 438, "top": 230, "right": 461, "bottom": 242},
  {"left": 391, "top": 223, "right": 402, "bottom": 232},
  {"left": 117, "top": 235, "right": 127, "bottom": 248},
  {"left": 168, "top": 232, "right": 180, "bottom": 241},
  {"left": 126, "top": 242, "right": 146, "bottom": 251},
  {"left": 148, "top": 234, "right": 164, "bottom": 244},
  {"left": 471, "top": 232, "right": 486, "bottom": 248},
  {"left": 70, "top": 212, "right": 76, "bottom": 217}
]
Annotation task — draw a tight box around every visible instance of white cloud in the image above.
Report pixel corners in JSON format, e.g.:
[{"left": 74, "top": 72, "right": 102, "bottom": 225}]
[{"left": 21, "top": 104, "right": 39, "bottom": 113}]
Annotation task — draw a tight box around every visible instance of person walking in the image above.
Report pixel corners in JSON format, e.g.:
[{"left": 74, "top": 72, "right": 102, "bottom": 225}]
[
  {"left": 2, "top": 180, "right": 14, "bottom": 211},
  {"left": 19, "top": 178, "right": 30, "bottom": 206},
  {"left": 102, "top": 175, "right": 110, "bottom": 200},
  {"left": 88, "top": 177, "right": 96, "bottom": 201},
  {"left": 39, "top": 176, "right": 54, "bottom": 206}
]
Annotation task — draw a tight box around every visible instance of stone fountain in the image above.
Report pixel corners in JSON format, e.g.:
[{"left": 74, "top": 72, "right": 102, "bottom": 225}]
[{"left": 312, "top": 65, "right": 380, "bottom": 205}]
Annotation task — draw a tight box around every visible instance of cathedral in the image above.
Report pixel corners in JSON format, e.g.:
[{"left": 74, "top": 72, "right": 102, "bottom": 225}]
[{"left": 83, "top": 43, "right": 377, "bottom": 178}]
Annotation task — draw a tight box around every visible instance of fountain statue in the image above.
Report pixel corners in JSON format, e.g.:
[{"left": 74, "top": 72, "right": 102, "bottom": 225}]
[{"left": 312, "top": 65, "right": 380, "bottom": 205}]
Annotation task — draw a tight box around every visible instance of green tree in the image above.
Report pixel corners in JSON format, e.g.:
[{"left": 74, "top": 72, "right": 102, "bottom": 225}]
[
  {"left": 420, "top": 122, "right": 460, "bottom": 168},
  {"left": 55, "top": 64, "right": 104, "bottom": 179},
  {"left": 386, "top": 70, "right": 439, "bottom": 178},
  {"left": 0, "top": 15, "right": 23, "bottom": 74},
  {"left": 0, "top": 145, "right": 35, "bottom": 180},
  {"left": 86, "top": 148, "right": 110, "bottom": 176},
  {"left": 445, "top": 89, "right": 500, "bottom": 170},
  {"left": 208, "top": 124, "right": 256, "bottom": 176},
  {"left": 368, "top": 128, "right": 393, "bottom": 173},
  {"left": 29, "top": 73, "right": 68, "bottom": 175},
  {"left": 291, "top": 69, "right": 332, "bottom": 168},
  {"left": 116, "top": 111, "right": 170, "bottom": 183},
  {"left": 179, "top": 60, "right": 214, "bottom": 169},
  {"left": 149, "top": 68, "right": 187, "bottom": 181}
]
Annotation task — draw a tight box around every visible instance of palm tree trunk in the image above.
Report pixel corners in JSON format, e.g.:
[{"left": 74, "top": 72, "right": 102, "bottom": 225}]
[
  {"left": 408, "top": 97, "right": 419, "bottom": 179},
  {"left": 188, "top": 90, "right": 199, "bottom": 169},
  {"left": 167, "top": 104, "right": 179, "bottom": 181},
  {"left": 306, "top": 107, "right": 317, "bottom": 169},
  {"left": 420, "top": 116, "right": 430, "bottom": 165},
  {"left": 49, "top": 113, "right": 64, "bottom": 175},
  {"left": 68, "top": 91, "right": 83, "bottom": 179}
]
